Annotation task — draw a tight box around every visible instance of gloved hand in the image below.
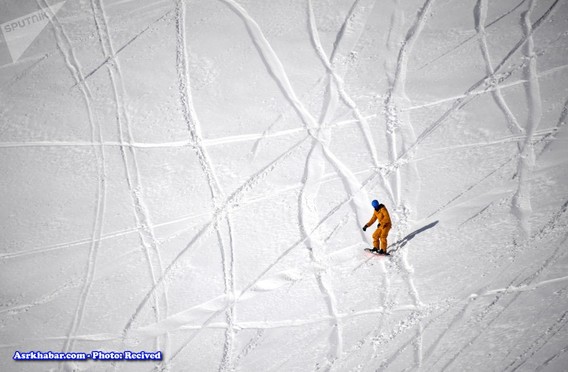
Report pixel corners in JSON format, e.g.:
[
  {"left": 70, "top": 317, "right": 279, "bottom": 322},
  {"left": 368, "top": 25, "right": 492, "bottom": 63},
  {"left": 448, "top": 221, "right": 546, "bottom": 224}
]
[{"left": 362, "top": 225, "right": 367, "bottom": 232}]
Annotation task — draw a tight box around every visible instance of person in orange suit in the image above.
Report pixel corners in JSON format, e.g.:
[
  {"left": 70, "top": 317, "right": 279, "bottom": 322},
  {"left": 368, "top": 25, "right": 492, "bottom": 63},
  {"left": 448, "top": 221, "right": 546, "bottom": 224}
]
[{"left": 362, "top": 199, "right": 392, "bottom": 255}]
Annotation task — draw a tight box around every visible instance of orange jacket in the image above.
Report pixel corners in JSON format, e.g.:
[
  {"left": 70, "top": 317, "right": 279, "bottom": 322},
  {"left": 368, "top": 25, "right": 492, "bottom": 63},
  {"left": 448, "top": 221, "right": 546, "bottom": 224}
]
[{"left": 366, "top": 204, "right": 391, "bottom": 228}]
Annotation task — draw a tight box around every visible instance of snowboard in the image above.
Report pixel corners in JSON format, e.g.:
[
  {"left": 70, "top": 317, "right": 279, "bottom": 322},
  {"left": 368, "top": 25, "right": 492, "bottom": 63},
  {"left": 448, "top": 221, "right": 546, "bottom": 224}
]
[{"left": 364, "top": 248, "right": 390, "bottom": 256}]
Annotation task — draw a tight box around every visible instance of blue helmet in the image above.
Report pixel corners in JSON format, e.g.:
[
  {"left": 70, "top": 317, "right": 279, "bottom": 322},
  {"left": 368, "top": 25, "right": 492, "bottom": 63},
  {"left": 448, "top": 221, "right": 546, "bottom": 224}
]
[{"left": 372, "top": 200, "right": 379, "bottom": 209}]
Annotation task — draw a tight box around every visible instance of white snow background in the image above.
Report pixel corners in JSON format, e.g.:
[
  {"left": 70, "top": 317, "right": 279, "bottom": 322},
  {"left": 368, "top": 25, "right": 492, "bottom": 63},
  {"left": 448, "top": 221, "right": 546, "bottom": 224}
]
[{"left": 1, "top": 0, "right": 568, "bottom": 371}]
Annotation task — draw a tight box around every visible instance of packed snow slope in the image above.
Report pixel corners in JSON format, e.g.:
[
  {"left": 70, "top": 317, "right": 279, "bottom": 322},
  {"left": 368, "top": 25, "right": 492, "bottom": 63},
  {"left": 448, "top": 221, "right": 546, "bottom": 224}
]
[{"left": 1, "top": 0, "right": 568, "bottom": 371}]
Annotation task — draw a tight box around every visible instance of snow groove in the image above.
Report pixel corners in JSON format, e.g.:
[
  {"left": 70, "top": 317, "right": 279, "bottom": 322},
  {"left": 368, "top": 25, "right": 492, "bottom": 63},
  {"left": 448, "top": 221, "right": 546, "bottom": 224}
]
[
  {"left": 306, "top": 0, "right": 387, "bottom": 245},
  {"left": 3, "top": 2, "right": 567, "bottom": 371},
  {"left": 416, "top": 0, "right": 528, "bottom": 72},
  {"left": 382, "top": 0, "right": 433, "bottom": 365},
  {"left": 434, "top": 278, "right": 523, "bottom": 370},
  {"left": 222, "top": 0, "right": 375, "bottom": 225},
  {"left": 219, "top": 3, "right": 398, "bottom": 366},
  {"left": 323, "top": 214, "right": 349, "bottom": 243},
  {"left": 72, "top": 9, "right": 173, "bottom": 89},
  {"left": 156, "top": 245, "right": 368, "bottom": 368},
  {"left": 384, "top": 0, "right": 432, "bottom": 257},
  {"left": 143, "top": 170, "right": 385, "bottom": 366},
  {"left": 483, "top": 275, "right": 568, "bottom": 298},
  {"left": 421, "top": 301, "right": 474, "bottom": 368},
  {"left": 0, "top": 207, "right": 213, "bottom": 262},
  {"left": 223, "top": 217, "right": 237, "bottom": 370},
  {"left": 535, "top": 343, "right": 568, "bottom": 371},
  {"left": 395, "top": 0, "right": 561, "bottom": 168},
  {"left": 174, "top": 2, "right": 236, "bottom": 369},
  {"left": 475, "top": 0, "right": 525, "bottom": 139},
  {"left": 35, "top": 1, "right": 108, "bottom": 367},
  {"left": 374, "top": 308, "right": 433, "bottom": 370},
  {"left": 423, "top": 212, "right": 568, "bottom": 371},
  {"left": 538, "top": 96, "right": 568, "bottom": 156},
  {"left": 138, "top": 296, "right": 418, "bottom": 336},
  {"left": 221, "top": 0, "right": 318, "bottom": 130},
  {"left": 0, "top": 278, "right": 81, "bottom": 317},
  {"left": 304, "top": 2, "right": 389, "bottom": 365},
  {"left": 511, "top": 0, "right": 542, "bottom": 239},
  {"left": 427, "top": 121, "right": 563, "bottom": 222},
  {"left": 89, "top": 0, "right": 171, "bottom": 364},
  {"left": 307, "top": 0, "right": 396, "bottom": 239},
  {"left": 308, "top": 0, "right": 382, "bottom": 170},
  {"left": 436, "top": 208, "right": 568, "bottom": 370},
  {"left": 427, "top": 154, "right": 516, "bottom": 219},
  {"left": 298, "top": 141, "right": 344, "bottom": 368},
  {"left": 231, "top": 329, "right": 265, "bottom": 369},
  {"left": 4, "top": 54, "right": 48, "bottom": 90},
  {"left": 404, "top": 62, "right": 568, "bottom": 112},
  {"left": 333, "top": 301, "right": 449, "bottom": 371},
  {"left": 250, "top": 75, "right": 328, "bottom": 158},
  {"left": 442, "top": 277, "right": 558, "bottom": 371},
  {"left": 120, "top": 136, "right": 309, "bottom": 340}
]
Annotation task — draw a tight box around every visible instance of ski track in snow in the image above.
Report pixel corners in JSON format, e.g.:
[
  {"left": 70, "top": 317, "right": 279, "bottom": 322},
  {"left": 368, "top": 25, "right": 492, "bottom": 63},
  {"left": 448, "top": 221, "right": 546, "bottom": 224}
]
[
  {"left": 3, "top": 54, "right": 49, "bottom": 90},
  {"left": 233, "top": 303, "right": 419, "bottom": 330},
  {"left": 26, "top": 22, "right": 560, "bottom": 358},
  {"left": 167, "top": 0, "right": 372, "bottom": 366},
  {"left": 34, "top": 1, "right": 108, "bottom": 370},
  {"left": 298, "top": 141, "right": 344, "bottom": 368},
  {"left": 172, "top": 2, "right": 237, "bottom": 370},
  {"left": 123, "top": 258, "right": 568, "bottom": 370},
  {"left": 426, "top": 119, "right": 564, "bottom": 224},
  {"left": 379, "top": 0, "right": 434, "bottom": 367},
  {"left": 2, "top": 0, "right": 567, "bottom": 370},
  {"left": 534, "top": 343, "right": 568, "bottom": 371},
  {"left": 71, "top": 9, "right": 174, "bottom": 89},
  {"left": 268, "top": 3, "right": 441, "bottom": 367},
  {"left": 130, "top": 149, "right": 367, "bottom": 366},
  {"left": 417, "top": 128, "right": 555, "bottom": 158},
  {"left": 510, "top": 0, "right": 542, "bottom": 240},
  {"left": 426, "top": 153, "right": 516, "bottom": 219},
  {"left": 231, "top": 329, "right": 265, "bottom": 368},
  {"left": 402, "top": 62, "right": 568, "bottom": 113},
  {"left": 155, "top": 243, "right": 365, "bottom": 369},
  {"left": 120, "top": 134, "right": 310, "bottom": 352},
  {"left": 308, "top": 0, "right": 381, "bottom": 170},
  {"left": 432, "top": 203, "right": 568, "bottom": 370},
  {"left": 415, "top": 0, "right": 528, "bottom": 72},
  {"left": 437, "top": 202, "right": 567, "bottom": 367},
  {"left": 135, "top": 164, "right": 385, "bottom": 367},
  {"left": 394, "top": 0, "right": 561, "bottom": 168},
  {"left": 0, "top": 277, "right": 82, "bottom": 317},
  {"left": 250, "top": 74, "right": 328, "bottom": 159},
  {"left": 539, "top": 95, "right": 568, "bottom": 156},
  {"left": 217, "top": 0, "right": 382, "bottom": 367},
  {"left": 0, "top": 114, "right": 376, "bottom": 150},
  {"left": 0, "top": 165, "right": 376, "bottom": 265},
  {"left": 414, "top": 198, "right": 568, "bottom": 369},
  {"left": 475, "top": 0, "right": 524, "bottom": 140},
  {"left": 136, "top": 293, "right": 420, "bottom": 335},
  {"left": 86, "top": 0, "right": 172, "bottom": 366},
  {"left": 302, "top": 0, "right": 385, "bottom": 367},
  {"left": 220, "top": 0, "right": 318, "bottom": 130}
]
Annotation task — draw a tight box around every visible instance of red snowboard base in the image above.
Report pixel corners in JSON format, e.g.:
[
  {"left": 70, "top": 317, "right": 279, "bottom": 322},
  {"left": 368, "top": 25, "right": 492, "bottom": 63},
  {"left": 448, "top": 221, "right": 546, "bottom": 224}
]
[{"left": 364, "top": 248, "right": 390, "bottom": 256}]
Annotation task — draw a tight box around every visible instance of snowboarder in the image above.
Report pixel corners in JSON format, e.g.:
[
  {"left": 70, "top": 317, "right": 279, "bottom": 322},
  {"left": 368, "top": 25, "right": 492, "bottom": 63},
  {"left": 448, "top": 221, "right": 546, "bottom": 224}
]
[{"left": 362, "top": 200, "right": 392, "bottom": 255}]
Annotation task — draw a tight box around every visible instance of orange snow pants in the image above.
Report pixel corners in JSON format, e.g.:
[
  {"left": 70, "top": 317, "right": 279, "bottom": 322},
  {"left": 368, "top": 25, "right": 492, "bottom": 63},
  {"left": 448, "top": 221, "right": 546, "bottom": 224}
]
[{"left": 372, "top": 223, "right": 391, "bottom": 252}]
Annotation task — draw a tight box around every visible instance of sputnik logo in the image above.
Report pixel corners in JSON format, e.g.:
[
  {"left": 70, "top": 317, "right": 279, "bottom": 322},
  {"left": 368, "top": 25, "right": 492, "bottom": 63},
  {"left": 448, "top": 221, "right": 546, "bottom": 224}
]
[{"left": 1, "top": 1, "right": 65, "bottom": 63}]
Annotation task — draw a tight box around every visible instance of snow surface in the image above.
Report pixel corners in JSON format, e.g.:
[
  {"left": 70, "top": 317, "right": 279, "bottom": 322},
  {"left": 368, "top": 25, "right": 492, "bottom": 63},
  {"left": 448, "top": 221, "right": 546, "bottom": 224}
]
[{"left": 1, "top": 0, "right": 568, "bottom": 371}]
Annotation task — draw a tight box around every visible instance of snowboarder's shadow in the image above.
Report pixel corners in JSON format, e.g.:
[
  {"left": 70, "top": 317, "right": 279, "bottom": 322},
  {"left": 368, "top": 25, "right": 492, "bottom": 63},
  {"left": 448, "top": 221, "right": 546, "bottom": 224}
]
[{"left": 389, "top": 220, "right": 439, "bottom": 253}]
